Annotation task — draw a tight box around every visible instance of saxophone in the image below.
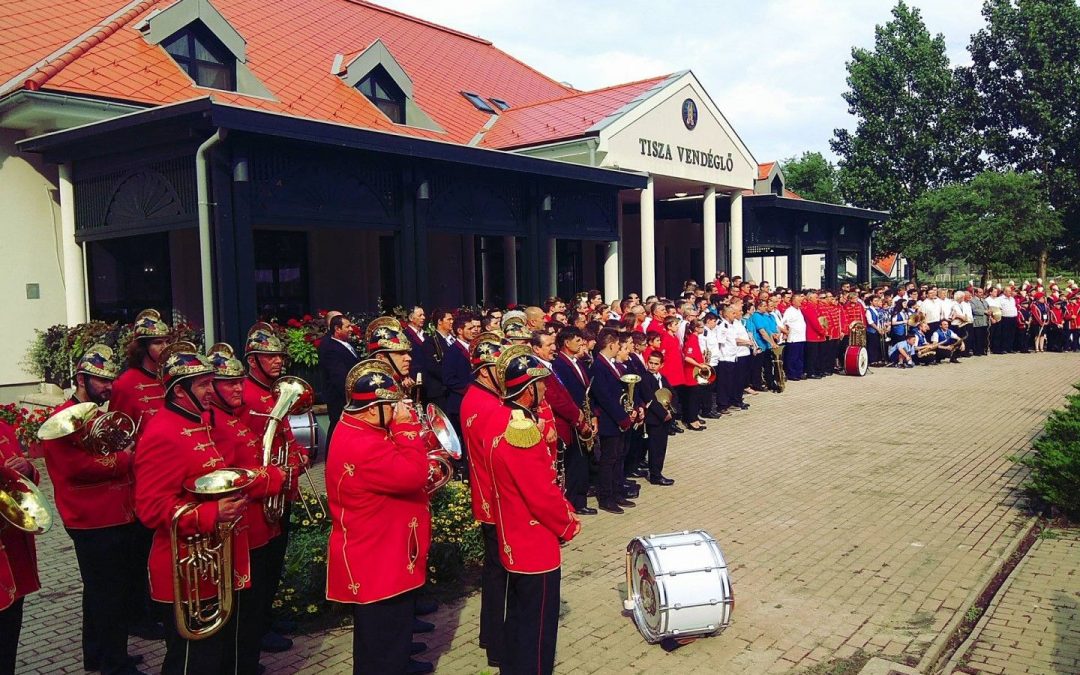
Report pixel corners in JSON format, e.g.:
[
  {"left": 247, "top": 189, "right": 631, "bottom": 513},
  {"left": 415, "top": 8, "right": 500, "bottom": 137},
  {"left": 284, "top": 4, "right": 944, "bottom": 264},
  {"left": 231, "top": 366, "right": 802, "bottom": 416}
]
[{"left": 576, "top": 383, "right": 596, "bottom": 454}]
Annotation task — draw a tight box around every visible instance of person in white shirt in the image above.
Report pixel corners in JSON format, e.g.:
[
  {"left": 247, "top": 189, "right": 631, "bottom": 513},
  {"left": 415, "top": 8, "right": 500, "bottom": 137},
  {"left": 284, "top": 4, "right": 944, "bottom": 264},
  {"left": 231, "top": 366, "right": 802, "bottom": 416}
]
[
  {"left": 920, "top": 289, "right": 943, "bottom": 331},
  {"left": 781, "top": 294, "right": 807, "bottom": 380},
  {"left": 950, "top": 290, "right": 974, "bottom": 356},
  {"left": 730, "top": 304, "right": 756, "bottom": 410},
  {"left": 700, "top": 312, "right": 724, "bottom": 416},
  {"left": 931, "top": 319, "right": 962, "bottom": 363},
  {"left": 714, "top": 305, "right": 743, "bottom": 412}
]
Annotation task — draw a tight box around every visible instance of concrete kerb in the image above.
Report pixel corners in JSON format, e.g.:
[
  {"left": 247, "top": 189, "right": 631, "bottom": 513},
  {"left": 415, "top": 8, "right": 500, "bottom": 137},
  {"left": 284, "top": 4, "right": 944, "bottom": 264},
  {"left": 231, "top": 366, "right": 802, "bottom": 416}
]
[{"left": 917, "top": 515, "right": 1039, "bottom": 674}]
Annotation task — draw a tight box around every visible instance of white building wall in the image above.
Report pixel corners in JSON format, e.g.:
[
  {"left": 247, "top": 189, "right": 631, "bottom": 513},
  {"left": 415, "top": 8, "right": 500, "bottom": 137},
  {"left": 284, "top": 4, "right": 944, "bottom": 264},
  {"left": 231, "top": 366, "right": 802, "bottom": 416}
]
[{"left": 0, "top": 131, "right": 67, "bottom": 402}]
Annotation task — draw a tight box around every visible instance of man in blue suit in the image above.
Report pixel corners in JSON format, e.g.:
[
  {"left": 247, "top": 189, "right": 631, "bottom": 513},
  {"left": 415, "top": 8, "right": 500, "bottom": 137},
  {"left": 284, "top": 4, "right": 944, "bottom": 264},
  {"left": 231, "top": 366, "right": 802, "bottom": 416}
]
[
  {"left": 590, "top": 329, "right": 638, "bottom": 514},
  {"left": 552, "top": 327, "right": 596, "bottom": 515},
  {"left": 442, "top": 312, "right": 482, "bottom": 434}
]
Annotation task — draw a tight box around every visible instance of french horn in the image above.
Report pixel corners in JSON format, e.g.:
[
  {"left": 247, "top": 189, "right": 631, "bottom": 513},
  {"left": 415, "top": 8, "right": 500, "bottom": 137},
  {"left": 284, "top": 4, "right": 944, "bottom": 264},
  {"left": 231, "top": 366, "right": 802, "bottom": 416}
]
[
  {"left": 37, "top": 401, "right": 136, "bottom": 455},
  {"left": 0, "top": 464, "right": 52, "bottom": 534}
]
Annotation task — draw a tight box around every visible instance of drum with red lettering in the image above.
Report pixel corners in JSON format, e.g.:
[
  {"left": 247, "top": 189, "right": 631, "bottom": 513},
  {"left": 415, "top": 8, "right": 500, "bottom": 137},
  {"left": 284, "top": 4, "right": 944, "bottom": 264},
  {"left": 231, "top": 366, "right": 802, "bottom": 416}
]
[{"left": 843, "top": 345, "right": 869, "bottom": 376}]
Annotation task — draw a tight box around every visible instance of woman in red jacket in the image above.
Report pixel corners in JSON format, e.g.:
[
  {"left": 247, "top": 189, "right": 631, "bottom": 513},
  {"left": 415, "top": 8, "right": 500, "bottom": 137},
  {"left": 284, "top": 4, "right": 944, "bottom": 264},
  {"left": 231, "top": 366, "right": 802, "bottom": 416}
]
[
  {"left": 680, "top": 319, "right": 708, "bottom": 430},
  {"left": 0, "top": 419, "right": 41, "bottom": 674}
]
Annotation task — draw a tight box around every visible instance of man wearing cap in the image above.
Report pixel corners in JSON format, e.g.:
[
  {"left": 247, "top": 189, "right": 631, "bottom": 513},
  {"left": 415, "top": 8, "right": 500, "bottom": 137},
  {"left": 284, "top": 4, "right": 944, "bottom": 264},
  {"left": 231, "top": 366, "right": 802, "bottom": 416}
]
[
  {"left": 487, "top": 345, "right": 581, "bottom": 675},
  {"left": 240, "top": 323, "right": 302, "bottom": 653},
  {"left": 326, "top": 360, "right": 433, "bottom": 675},
  {"left": 42, "top": 345, "right": 146, "bottom": 675},
  {"left": 111, "top": 309, "right": 170, "bottom": 437},
  {"left": 206, "top": 344, "right": 288, "bottom": 673},
  {"left": 135, "top": 343, "right": 273, "bottom": 674},
  {"left": 0, "top": 414, "right": 40, "bottom": 673},
  {"left": 459, "top": 332, "right": 507, "bottom": 668}
]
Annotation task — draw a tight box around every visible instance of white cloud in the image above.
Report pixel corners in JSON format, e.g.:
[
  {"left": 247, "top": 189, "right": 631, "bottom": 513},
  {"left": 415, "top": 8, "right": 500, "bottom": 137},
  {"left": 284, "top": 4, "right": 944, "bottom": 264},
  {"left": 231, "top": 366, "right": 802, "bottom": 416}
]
[{"left": 377, "top": 0, "right": 986, "bottom": 162}]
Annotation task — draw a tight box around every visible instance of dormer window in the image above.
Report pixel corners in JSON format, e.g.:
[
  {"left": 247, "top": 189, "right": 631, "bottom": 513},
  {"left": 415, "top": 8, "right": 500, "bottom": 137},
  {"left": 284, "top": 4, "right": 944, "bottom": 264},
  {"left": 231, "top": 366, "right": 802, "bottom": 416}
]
[
  {"left": 162, "top": 23, "right": 236, "bottom": 91},
  {"left": 357, "top": 66, "right": 406, "bottom": 124},
  {"left": 462, "top": 91, "right": 496, "bottom": 113}
]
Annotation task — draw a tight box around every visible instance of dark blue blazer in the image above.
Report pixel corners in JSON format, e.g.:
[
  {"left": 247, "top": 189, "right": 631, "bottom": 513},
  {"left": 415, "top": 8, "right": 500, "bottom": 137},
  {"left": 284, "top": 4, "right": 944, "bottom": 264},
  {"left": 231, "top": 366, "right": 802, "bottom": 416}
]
[
  {"left": 403, "top": 325, "right": 427, "bottom": 379},
  {"left": 590, "top": 355, "right": 629, "bottom": 438},
  {"left": 442, "top": 339, "right": 472, "bottom": 416},
  {"left": 639, "top": 371, "right": 673, "bottom": 427},
  {"left": 625, "top": 353, "right": 648, "bottom": 406},
  {"left": 552, "top": 353, "right": 588, "bottom": 407}
]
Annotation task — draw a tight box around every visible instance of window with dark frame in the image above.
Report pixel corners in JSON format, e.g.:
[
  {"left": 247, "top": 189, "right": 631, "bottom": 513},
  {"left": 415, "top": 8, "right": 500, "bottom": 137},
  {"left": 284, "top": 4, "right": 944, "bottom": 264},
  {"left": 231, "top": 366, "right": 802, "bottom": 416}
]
[
  {"left": 462, "top": 91, "right": 496, "bottom": 113},
  {"left": 162, "top": 22, "right": 236, "bottom": 91},
  {"left": 356, "top": 67, "right": 406, "bottom": 124},
  {"left": 488, "top": 97, "right": 510, "bottom": 111}
]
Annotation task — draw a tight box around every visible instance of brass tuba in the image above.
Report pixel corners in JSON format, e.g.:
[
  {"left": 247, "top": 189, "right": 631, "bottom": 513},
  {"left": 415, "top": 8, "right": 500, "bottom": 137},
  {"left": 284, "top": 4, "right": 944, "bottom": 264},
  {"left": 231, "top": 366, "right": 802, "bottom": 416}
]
[
  {"left": 171, "top": 468, "right": 252, "bottom": 640},
  {"left": 619, "top": 374, "right": 641, "bottom": 413},
  {"left": 0, "top": 464, "right": 53, "bottom": 535},
  {"left": 849, "top": 322, "right": 867, "bottom": 348},
  {"left": 418, "top": 402, "right": 461, "bottom": 494},
  {"left": 260, "top": 376, "right": 325, "bottom": 523},
  {"left": 771, "top": 345, "right": 786, "bottom": 393},
  {"left": 37, "top": 401, "right": 136, "bottom": 455}
]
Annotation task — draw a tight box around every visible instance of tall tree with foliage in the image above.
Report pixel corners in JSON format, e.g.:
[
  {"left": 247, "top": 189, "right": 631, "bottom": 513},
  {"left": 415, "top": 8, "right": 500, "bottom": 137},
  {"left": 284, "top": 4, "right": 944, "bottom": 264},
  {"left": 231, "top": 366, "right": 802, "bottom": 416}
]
[
  {"left": 780, "top": 152, "right": 843, "bottom": 204},
  {"left": 831, "top": 1, "right": 980, "bottom": 278},
  {"left": 964, "top": 0, "right": 1080, "bottom": 276},
  {"left": 910, "top": 171, "right": 1061, "bottom": 286}
]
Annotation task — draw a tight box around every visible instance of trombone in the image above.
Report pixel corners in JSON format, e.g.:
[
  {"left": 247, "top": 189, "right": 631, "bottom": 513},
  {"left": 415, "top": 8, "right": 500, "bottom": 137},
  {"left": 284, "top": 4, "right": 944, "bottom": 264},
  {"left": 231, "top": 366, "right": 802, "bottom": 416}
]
[{"left": 260, "top": 376, "right": 326, "bottom": 523}]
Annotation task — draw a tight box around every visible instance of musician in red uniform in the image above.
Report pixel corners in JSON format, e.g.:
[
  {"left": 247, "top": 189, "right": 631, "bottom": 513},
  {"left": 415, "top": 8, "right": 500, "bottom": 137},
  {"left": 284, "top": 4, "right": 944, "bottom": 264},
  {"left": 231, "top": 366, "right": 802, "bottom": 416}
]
[
  {"left": 822, "top": 292, "right": 843, "bottom": 374},
  {"left": 0, "top": 419, "right": 41, "bottom": 674},
  {"left": 106, "top": 308, "right": 170, "bottom": 641},
  {"left": 110, "top": 309, "right": 169, "bottom": 436},
  {"left": 206, "top": 344, "right": 287, "bottom": 673},
  {"left": 41, "top": 345, "right": 146, "bottom": 675},
  {"left": 136, "top": 344, "right": 280, "bottom": 675},
  {"left": 459, "top": 332, "right": 506, "bottom": 668},
  {"left": 326, "top": 360, "right": 432, "bottom": 675},
  {"left": 487, "top": 345, "right": 581, "bottom": 675},
  {"left": 365, "top": 317, "right": 416, "bottom": 391},
  {"left": 238, "top": 323, "right": 301, "bottom": 653}
]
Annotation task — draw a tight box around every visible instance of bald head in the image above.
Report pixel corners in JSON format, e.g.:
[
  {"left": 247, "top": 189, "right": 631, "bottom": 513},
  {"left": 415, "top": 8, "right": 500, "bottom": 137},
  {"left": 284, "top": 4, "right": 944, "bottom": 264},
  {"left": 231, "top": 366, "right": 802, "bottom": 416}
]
[{"left": 524, "top": 306, "right": 545, "bottom": 330}]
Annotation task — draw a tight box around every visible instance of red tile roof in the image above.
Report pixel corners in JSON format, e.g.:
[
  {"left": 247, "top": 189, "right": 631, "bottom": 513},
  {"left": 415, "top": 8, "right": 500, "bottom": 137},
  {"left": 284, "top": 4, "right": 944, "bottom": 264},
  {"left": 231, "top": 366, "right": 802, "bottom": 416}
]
[
  {"left": 756, "top": 161, "right": 775, "bottom": 180},
  {"left": 479, "top": 74, "right": 671, "bottom": 149},
  {"left": 2, "top": 0, "right": 581, "bottom": 144}
]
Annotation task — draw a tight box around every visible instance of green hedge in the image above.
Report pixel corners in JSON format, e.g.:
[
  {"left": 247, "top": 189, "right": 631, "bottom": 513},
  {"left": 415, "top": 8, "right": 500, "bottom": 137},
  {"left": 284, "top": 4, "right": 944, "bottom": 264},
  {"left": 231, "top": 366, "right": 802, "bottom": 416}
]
[{"left": 1013, "top": 384, "right": 1080, "bottom": 519}]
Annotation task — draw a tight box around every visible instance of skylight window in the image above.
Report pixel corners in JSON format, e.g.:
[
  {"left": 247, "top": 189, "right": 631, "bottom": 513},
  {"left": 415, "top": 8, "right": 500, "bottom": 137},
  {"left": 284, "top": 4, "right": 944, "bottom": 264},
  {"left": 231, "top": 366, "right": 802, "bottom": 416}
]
[
  {"left": 162, "top": 23, "right": 236, "bottom": 91},
  {"left": 462, "top": 91, "right": 496, "bottom": 113},
  {"left": 488, "top": 98, "right": 511, "bottom": 111}
]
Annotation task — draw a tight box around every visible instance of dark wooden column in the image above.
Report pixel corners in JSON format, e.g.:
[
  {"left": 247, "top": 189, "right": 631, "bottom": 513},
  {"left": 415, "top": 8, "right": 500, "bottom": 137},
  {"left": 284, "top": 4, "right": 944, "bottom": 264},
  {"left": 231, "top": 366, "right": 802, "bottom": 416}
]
[
  {"left": 826, "top": 224, "right": 840, "bottom": 289},
  {"left": 789, "top": 224, "right": 802, "bottom": 291},
  {"left": 214, "top": 145, "right": 255, "bottom": 349},
  {"left": 399, "top": 167, "right": 419, "bottom": 306},
  {"left": 522, "top": 184, "right": 542, "bottom": 304}
]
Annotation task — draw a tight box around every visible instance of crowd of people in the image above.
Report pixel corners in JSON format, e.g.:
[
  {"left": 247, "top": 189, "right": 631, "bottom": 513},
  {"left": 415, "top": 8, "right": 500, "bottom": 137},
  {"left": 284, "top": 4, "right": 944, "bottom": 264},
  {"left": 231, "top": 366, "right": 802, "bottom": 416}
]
[{"left": 1, "top": 273, "right": 1076, "bottom": 675}]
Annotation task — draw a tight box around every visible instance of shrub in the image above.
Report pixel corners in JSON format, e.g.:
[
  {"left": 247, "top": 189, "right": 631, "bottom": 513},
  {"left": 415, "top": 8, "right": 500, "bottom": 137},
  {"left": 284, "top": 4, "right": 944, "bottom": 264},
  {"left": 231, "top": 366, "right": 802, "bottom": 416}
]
[
  {"left": 1013, "top": 385, "right": 1080, "bottom": 519},
  {"left": 429, "top": 480, "right": 484, "bottom": 583}
]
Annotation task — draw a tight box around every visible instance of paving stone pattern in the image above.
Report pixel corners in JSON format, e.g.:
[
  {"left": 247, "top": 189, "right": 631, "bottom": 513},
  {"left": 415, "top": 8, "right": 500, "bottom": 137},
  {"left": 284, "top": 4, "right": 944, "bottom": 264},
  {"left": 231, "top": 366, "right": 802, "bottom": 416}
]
[
  {"left": 957, "top": 528, "right": 1080, "bottom": 675},
  {"left": 15, "top": 352, "right": 1080, "bottom": 674}
]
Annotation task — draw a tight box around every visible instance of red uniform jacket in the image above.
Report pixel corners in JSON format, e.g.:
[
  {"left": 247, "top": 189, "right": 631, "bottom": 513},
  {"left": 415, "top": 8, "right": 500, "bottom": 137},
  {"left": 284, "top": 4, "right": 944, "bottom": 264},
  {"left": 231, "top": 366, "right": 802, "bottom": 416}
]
[
  {"left": 682, "top": 333, "right": 705, "bottom": 384},
  {"left": 802, "top": 302, "right": 826, "bottom": 342},
  {"left": 42, "top": 399, "right": 136, "bottom": 529},
  {"left": 325, "top": 415, "right": 429, "bottom": 604},
  {"left": 535, "top": 401, "right": 559, "bottom": 461},
  {"left": 541, "top": 371, "right": 582, "bottom": 448},
  {"left": 240, "top": 377, "right": 305, "bottom": 500},
  {"left": 0, "top": 421, "right": 40, "bottom": 611},
  {"left": 209, "top": 407, "right": 286, "bottom": 549},
  {"left": 109, "top": 367, "right": 165, "bottom": 437},
  {"left": 658, "top": 331, "right": 686, "bottom": 387},
  {"left": 461, "top": 382, "right": 501, "bottom": 524},
  {"left": 486, "top": 405, "right": 579, "bottom": 574},
  {"left": 135, "top": 405, "right": 280, "bottom": 602},
  {"left": 840, "top": 303, "right": 865, "bottom": 336},
  {"left": 823, "top": 304, "right": 842, "bottom": 340}
]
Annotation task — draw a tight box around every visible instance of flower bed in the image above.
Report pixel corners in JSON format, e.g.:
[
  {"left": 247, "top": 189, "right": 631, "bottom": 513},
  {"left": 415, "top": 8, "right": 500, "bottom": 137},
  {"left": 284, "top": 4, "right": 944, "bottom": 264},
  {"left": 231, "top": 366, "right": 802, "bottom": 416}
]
[{"left": 0, "top": 403, "right": 55, "bottom": 457}]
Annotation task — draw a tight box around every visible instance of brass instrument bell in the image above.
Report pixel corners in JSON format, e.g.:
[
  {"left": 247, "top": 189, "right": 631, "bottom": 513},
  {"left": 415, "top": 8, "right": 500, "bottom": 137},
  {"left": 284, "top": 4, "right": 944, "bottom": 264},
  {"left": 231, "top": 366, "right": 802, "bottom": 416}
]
[
  {"left": 37, "top": 402, "right": 136, "bottom": 455},
  {"left": 0, "top": 465, "right": 53, "bottom": 534}
]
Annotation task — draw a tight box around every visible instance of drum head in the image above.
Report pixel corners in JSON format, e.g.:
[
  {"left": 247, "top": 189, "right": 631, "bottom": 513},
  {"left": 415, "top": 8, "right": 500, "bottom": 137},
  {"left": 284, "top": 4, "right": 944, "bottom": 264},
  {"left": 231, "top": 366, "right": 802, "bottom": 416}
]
[
  {"left": 857, "top": 347, "right": 869, "bottom": 375},
  {"left": 628, "top": 539, "right": 665, "bottom": 640}
]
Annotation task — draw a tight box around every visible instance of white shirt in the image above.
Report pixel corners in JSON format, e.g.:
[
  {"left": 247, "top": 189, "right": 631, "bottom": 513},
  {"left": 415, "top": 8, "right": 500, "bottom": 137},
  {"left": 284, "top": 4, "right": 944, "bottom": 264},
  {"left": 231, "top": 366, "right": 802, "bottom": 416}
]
[
  {"left": 769, "top": 309, "right": 786, "bottom": 343},
  {"left": 781, "top": 306, "right": 806, "bottom": 342},
  {"left": 702, "top": 326, "right": 722, "bottom": 365},
  {"left": 715, "top": 319, "right": 739, "bottom": 362},
  {"left": 999, "top": 295, "right": 1018, "bottom": 318},
  {"left": 939, "top": 298, "right": 958, "bottom": 324},
  {"left": 954, "top": 301, "right": 973, "bottom": 323},
  {"left": 732, "top": 320, "right": 752, "bottom": 358},
  {"left": 920, "top": 298, "right": 943, "bottom": 323}
]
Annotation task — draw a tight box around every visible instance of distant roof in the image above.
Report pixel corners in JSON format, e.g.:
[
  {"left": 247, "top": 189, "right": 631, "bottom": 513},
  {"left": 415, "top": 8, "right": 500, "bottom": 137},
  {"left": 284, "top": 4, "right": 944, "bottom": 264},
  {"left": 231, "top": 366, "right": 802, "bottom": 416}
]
[{"left": 757, "top": 161, "right": 776, "bottom": 180}]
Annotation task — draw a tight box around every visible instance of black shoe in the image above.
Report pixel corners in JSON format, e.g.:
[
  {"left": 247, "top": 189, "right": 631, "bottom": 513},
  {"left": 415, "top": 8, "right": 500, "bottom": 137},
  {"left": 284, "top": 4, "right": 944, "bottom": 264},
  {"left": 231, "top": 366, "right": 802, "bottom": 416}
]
[
  {"left": 667, "top": 428, "right": 678, "bottom": 436},
  {"left": 737, "top": 403, "right": 750, "bottom": 410},
  {"left": 586, "top": 486, "right": 597, "bottom": 497},
  {"left": 414, "top": 598, "right": 439, "bottom": 616},
  {"left": 615, "top": 498, "right": 636, "bottom": 508},
  {"left": 407, "top": 659, "right": 434, "bottom": 675},
  {"left": 128, "top": 621, "right": 165, "bottom": 640},
  {"left": 575, "top": 506, "right": 598, "bottom": 515},
  {"left": 599, "top": 502, "right": 625, "bottom": 514},
  {"left": 271, "top": 618, "right": 298, "bottom": 634},
  {"left": 411, "top": 642, "right": 427, "bottom": 655},
  {"left": 701, "top": 410, "right": 721, "bottom": 419},
  {"left": 412, "top": 618, "right": 435, "bottom": 634},
  {"left": 86, "top": 655, "right": 146, "bottom": 673},
  {"left": 261, "top": 631, "right": 293, "bottom": 653},
  {"left": 623, "top": 488, "right": 640, "bottom": 499},
  {"left": 672, "top": 426, "right": 684, "bottom": 434},
  {"left": 686, "top": 423, "right": 705, "bottom": 431},
  {"left": 649, "top": 476, "right": 675, "bottom": 486},
  {"left": 630, "top": 468, "right": 649, "bottom": 478}
]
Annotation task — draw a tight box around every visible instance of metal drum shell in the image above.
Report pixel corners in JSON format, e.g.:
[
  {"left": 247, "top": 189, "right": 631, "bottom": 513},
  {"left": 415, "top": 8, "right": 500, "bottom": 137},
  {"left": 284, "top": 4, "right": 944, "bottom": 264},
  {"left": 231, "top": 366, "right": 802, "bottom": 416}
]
[
  {"left": 843, "top": 346, "right": 869, "bottom": 376},
  {"left": 287, "top": 411, "right": 320, "bottom": 457},
  {"left": 625, "top": 530, "right": 734, "bottom": 644}
]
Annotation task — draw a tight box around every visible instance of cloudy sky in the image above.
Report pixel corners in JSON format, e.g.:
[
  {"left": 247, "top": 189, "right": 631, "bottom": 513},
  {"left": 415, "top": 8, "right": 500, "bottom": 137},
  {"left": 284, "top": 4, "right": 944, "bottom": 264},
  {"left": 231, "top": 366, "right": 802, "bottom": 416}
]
[{"left": 378, "top": 0, "right": 987, "bottom": 165}]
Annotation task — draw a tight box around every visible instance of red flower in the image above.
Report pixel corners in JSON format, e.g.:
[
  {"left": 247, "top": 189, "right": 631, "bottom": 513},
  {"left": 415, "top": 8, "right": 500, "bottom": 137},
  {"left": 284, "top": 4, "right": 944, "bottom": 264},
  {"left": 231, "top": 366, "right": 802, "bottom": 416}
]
[
  {"left": 313, "top": 338, "right": 323, "bottom": 348},
  {"left": 287, "top": 318, "right": 302, "bottom": 328},
  {"left": 302, "top": 314, "right": 313, "bottom": 323}
]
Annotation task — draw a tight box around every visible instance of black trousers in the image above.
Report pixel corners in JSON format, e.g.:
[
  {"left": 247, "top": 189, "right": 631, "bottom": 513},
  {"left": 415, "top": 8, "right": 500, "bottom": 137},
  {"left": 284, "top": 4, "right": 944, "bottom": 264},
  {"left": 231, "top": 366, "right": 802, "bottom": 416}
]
[
  {"left": 714, "top": 361, "right": 734, "bottom": 407},
  {"left": 733, "top": 356, "right": 751, "bottom": 403},
  {"left": 247, "top": 543, "right": 279, "bottom": 664},
  {"left": 261, "top": 514, "right": 292, "bottom": 636},
  {"left": 824, "top": 339, "right": 841, "bottom": 373},
  {"left": 160, "top": 592, "right": 241, "bottom": 675},
  {"left": 479, "top": 523, "right": 507, "bottom": 663},
  {"left": 0, "top": 597, "right": 23, "bottom": 675},
  {"left": 754, "top": 351, "right": 778, "bottom": 391},
  {"left": 623, "top": 427, "right": 646, "bottom": 477},
  {"left": 351, "top": 589, "right": 417, "bottom": 675},
  {"left": 972, "top": 325, "right": 989, "bottom": 355},
  {"left": 804, "top": 341, "right": 822, "bottom": 376},
  {"left": 784, "top": 342, "right": 805, "bottom": 380},
  {"left": 562, "top": 437, "right": 589, "bottom": 510},
  {"left": 596, "top": 435, "right": 624, "bottom": 504},
  {"left": 502, "top": 569, "right": 561, "bottom": 675},
  {"left": 678, "top": 384, "right": 701, "bottom": 424},
  {"left": 645, "top": 424, "right": 669, "bottom": 478},
  {"left": 865, "top": 333, "right": 882, "bottom": 364},
  {"left": 68, "top": 524, "right": 143, "bottom": 674}
]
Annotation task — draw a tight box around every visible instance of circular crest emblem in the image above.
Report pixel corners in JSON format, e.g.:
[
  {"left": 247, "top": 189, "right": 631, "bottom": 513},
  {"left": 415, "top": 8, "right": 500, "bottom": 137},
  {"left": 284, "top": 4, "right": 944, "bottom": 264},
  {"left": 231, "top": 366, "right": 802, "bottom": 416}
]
[{"left": 681, "top": 98, "right": 698, "bottom": 131}]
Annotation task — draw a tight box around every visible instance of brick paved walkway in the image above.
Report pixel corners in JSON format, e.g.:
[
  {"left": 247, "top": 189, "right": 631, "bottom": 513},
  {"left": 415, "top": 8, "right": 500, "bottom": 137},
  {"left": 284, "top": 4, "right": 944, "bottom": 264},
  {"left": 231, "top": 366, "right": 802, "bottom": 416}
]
[
  {"left": 952, "top": 528, "right": 1080, "bottom": 675},
  {"left": 14, "top": 352, "right": 1080, "bottom": 674}
]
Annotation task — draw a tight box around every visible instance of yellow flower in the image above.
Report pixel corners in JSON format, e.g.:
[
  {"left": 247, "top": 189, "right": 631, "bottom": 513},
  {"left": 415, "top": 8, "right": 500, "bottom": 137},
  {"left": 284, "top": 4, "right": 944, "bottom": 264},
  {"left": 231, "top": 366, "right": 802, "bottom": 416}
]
[{"left": 306, "top": 604, "right": 318, "bottom": 614}]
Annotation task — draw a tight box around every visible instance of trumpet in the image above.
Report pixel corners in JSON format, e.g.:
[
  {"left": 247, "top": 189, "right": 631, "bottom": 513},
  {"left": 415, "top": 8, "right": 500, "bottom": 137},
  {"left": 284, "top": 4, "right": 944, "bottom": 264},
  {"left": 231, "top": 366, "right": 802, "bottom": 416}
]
[
  {"left": 171, "top": 468, "right": 252, "bottom": 640},
  {"left": 415, "top": 402, "right": 461, "bottom": 494},
  {"left": 0, "top": 463, "right": 53, "bottom": 535},
  {"left": 37, "top": 401, "right": 136, "bottom": 455},
  {"left": 260, "top": 377, "right": 326, "bottom": 523}
]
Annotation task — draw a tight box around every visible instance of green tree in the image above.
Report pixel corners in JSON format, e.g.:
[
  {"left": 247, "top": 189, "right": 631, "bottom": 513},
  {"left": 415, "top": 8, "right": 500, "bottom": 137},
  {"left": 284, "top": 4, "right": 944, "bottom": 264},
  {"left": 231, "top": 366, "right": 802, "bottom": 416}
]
[
  {"left": 779, "top": 152, "right": 843, "bottom": 204},
  {"left": 964, "top": 0, "right": 1080, "bottom": 276},
  {"left": 910, "top": 171, "right": 1062, "bottom": 286},
  {"left": 831, "top": 1, "right": 980, "bottom": 278}
]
